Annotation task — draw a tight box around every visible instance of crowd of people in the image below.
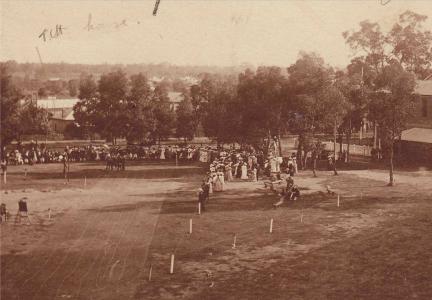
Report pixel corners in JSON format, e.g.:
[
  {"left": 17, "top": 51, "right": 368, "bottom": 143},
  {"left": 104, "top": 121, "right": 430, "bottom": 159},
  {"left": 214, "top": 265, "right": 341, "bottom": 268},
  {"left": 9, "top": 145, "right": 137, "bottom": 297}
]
[
  {"left": 196, "top": 144, "right": 301, "bottom": 212},
  {"left": 1, "top": 143, "right": 212, "bottom": 166}
]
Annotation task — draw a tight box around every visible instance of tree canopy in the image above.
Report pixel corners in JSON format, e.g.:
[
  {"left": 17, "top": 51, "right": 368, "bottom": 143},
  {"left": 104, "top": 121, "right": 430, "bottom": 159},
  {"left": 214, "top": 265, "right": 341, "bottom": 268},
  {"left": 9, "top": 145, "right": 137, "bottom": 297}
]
[
  {"left": 343, "top": 10, "right": 423, "bottom": 185},
  {"left": 1, "top": 65, "right": 50, "bottom": 148}
]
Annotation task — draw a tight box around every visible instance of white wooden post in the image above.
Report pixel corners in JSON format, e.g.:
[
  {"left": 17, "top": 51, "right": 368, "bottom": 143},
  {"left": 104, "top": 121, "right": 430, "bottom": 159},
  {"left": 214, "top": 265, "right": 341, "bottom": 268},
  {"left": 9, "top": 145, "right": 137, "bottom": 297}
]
[
  {"left": 232, "top": 235, "right": 237, "bottom": 249},
  {"left": 269, "top": 218, "right": 273, "bottom": 233},
  {"left": 337, "top": 195, "right": 340, "bottom": 207},
  {"left": 189, "top": 219, "right": 192, "bottom": 234},
  {"left": 148, "top": 265, "right": 153, "bottom": 281},
  {"left": 198, "top": 203, "right": 201, "bottom": 215},
  {"left": 170, "top": 254, "right": 174, "bottom": 274}
]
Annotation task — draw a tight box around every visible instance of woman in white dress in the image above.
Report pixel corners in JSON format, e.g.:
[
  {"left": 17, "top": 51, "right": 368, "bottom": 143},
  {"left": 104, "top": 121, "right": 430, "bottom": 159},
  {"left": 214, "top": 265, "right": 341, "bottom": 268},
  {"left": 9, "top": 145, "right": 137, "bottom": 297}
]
[
  {"left": 160, "top": 147, "right": 166, "bottom": 160},
  {"left": 214, "top": 171, "right": 224, "bottom": 191},
  {"left": 252, "top": 166, "right": 258, "bottom": 182},
  {"left": 207, "top": 174, "right": 213, "bottom": 194},
  {"left": 212, "top": 172, "right": 222, "bottom": 192},
  {"left": 241, "top": 162, "right": 248, "bottom": 180},
  {"left": 270, "top": 156, "right": 280, "bottom": 174},
  {"left": 219, "top": 171, "right": 225, "bottom": 188},
  {"left": 225, "top": 163, "right": 234, "bottom": 181},
  {"left": 292, "top": 156, "right": 298, "bottom": 174},
  {"left": 16, "top": 151, "right": 23, "bottom": 165}
]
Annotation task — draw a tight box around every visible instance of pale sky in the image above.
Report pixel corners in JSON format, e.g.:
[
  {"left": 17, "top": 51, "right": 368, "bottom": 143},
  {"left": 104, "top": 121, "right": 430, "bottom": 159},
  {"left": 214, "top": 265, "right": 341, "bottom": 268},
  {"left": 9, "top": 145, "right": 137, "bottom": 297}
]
[{"left": 1, "top": 0, "right": 431, "bottom": 68}]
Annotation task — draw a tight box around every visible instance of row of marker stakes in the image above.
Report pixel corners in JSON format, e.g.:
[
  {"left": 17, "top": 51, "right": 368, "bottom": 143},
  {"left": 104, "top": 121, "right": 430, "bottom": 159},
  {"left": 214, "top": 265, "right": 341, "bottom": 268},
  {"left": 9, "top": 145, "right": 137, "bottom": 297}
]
[
  {"left": 156, "top": 192, "right": 362, "bottom": 278},
  {"left": 163, "top": 217, "right": 277, "bottom": 277}
]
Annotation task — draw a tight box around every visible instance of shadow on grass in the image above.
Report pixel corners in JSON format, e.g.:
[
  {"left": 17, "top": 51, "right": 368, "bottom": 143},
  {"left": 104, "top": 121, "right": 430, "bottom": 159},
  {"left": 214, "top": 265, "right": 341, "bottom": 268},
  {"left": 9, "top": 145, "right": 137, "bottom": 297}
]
[
  {"left": 10, "top": 166, "right": 204, "bottom": 181},
  {"left": 85, "top": 185, "right": 404, "bottom": 216}
]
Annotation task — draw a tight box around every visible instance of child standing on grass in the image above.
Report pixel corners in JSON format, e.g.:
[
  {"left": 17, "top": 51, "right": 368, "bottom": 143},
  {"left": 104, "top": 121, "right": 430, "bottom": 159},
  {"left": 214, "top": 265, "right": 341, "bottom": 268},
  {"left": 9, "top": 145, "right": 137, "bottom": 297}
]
[
  {"left": 198, "top": 188, "right": 206, "bottom": 212},
  {"left": 286, "top": 175, "right": 294, "bottom": 190},
  {"left": 202, "top": 180, "right": 210, "bottom": 202},
  {"left": 290, "top": 185, "right": 300, "bottom": 201}
]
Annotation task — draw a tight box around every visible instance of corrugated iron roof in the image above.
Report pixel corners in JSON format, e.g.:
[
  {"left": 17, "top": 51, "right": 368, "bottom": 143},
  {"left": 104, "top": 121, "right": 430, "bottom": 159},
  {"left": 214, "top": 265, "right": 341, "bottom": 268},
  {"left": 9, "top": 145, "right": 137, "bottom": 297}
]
[
  {"left": 64, "top": 110, "right": 75, "bottom": 121},
  {"left": 401, "top": 127, "right": 432, "bottom": 144},
  {"left": 415, "top": 80, "right": 432, "bottom": 96},
  {"left": 37, "top": 98, "right": 79, "bottom": 109},
  {"left": 37, "top": 94, "right": 184, "bottom": 108},
  {"left": 168, "top": 92, "right": 183, "bottom": 103}
]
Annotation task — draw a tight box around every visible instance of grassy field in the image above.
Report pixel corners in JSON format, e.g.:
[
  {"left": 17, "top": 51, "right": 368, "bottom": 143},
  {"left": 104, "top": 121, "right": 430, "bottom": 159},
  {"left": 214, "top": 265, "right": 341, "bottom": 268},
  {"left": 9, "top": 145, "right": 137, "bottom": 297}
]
[{"left": 1, "top": 161, "right": 431, "bottom": 300}]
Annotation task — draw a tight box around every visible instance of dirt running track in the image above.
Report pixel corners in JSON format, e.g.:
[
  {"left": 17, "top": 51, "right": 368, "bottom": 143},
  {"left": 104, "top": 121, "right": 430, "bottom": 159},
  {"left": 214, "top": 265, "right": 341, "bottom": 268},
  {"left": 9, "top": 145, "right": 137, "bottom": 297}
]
[{"left": 1, "top": 162, "right": 432, "bottom": 299}]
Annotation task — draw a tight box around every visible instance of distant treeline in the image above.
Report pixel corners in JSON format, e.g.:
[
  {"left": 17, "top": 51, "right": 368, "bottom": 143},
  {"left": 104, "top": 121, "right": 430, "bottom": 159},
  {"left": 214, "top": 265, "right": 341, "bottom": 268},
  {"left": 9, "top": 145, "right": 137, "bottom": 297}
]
[{"left": 1, "top": 60, "right": 254, "bottom": 81}]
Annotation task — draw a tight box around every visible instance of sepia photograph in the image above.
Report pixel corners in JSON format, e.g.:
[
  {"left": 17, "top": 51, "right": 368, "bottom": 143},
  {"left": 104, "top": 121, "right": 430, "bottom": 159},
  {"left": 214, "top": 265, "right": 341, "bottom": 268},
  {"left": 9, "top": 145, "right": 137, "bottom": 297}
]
[{"left": 1, "top": 1, "right": 432, "bottom": 299}]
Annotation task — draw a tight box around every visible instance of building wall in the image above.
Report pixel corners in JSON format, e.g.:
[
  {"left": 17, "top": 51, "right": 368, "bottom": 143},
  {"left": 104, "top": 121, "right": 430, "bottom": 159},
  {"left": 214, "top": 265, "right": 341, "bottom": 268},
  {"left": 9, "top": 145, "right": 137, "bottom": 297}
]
[
  {"left": 408, "top": 95, "right": 432, "bottom": 129},
  {"left": 47, "top": 108, "right": 73, "bottom": 119},
  {"left": 400, "top": 140, "right": 432, "bottom": 165},
  {"left": 49, "top": 118, "right": 73, "bottom": 133},
  {"left": 169, "top": 103, "right": 180, "bottom": 111}
]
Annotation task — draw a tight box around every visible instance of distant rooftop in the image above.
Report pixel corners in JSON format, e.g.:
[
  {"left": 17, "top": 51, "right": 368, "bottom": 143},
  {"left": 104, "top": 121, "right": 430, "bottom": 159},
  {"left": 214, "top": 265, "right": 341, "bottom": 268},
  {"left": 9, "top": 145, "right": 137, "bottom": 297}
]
[
  {"left": 168, "top": 92, "right": 183, "bottom": 103},
  {"left": 401, "top": 127, "right": 432, "bottom": 144},
  {"left": 64, "top": 110, "right": 75, "bottom": 121},
  {"left": 37, "top": 98, "right": 79, "bottom": 109},
  {"left": 47, "top": 107, "right": 74, "bottom": 120},
  {"left": 37, "top": 93, "right": 183, "bottom": 109},
  {"left": 415, "top": 80, "right": 432, "bottom": 96}
]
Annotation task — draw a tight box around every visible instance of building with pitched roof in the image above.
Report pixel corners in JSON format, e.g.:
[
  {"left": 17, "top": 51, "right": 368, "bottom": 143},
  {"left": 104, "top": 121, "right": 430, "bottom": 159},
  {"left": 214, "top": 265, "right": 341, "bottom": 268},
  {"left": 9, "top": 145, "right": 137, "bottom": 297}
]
[{"left": 399, "top": 80, "right": 432, "bottom": 164}]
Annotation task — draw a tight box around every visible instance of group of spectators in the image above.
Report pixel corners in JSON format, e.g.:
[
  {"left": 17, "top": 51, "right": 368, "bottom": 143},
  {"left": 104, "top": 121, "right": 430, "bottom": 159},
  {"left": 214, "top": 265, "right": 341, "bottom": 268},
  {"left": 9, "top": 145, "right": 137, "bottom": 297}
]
[
  {"left": 1, "top": 143, "right": 213, "bottom": 166},
  {"left": 196, "top": 145, "right": 301, "bottom": 212},
  {"left": 2, "top": 143, "right": 109, "bottom": 165}
]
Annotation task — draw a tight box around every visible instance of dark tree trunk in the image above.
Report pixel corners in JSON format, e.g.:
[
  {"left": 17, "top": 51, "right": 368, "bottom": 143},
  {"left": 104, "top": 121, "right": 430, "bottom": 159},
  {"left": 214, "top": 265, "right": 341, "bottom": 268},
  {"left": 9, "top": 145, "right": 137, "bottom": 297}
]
[
  {"left": 333, "top": 120, "right": 338, "bottom": 176},
  {"left": 312, "top": 154, "right": 317, "bottom": 177},
  {"left": 303, "top": 152, "right": 308, "bottom": 170},
  {"left": 388, "top": 140, "right": 394, "bottom": 186},
  {"left": 333, "top": 160, "right": 338, "bottom": 175},
  {"left": 347, "top": 119, "right": 352, "bottom": 162},
  {"left": 373, "top": 121, "right": 377, "bottom": 148},
  {"left": 278, "top": 134, "right": 282, "bottom": 157},
  {"left": 265, "top": 130, "right": 272, "bottom": 156},
  {"left": 297, "top": 135, "right": 303, "bottom": 170}
]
